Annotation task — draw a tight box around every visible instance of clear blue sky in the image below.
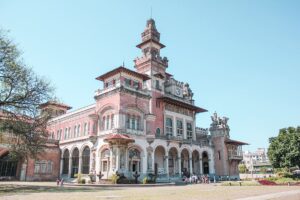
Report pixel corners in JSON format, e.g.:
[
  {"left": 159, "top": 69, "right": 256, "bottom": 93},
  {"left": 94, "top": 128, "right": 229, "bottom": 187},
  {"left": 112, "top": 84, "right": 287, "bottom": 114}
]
[{"left": 1, "top": 0, "right": 300, "bottom": 152}]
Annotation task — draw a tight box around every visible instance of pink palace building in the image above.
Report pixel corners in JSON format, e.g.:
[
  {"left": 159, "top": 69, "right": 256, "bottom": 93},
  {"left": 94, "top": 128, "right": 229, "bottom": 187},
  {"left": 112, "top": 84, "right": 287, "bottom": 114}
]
[{"left": 44, "top": 19, "right": 247, "bottom": 182}]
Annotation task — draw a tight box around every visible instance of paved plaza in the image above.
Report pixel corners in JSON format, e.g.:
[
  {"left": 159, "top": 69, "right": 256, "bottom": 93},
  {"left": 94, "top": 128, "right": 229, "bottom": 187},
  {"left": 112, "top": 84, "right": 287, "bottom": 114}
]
[{"left": 0, "top": 182, "right": 300, "bottom": 200}]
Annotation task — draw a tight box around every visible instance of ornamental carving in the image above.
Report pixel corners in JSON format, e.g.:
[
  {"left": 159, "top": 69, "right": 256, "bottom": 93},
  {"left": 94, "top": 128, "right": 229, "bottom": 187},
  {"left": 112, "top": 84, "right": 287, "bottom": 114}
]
[{"left": 165, "top": 104, "right": 193, "bottom": 117}]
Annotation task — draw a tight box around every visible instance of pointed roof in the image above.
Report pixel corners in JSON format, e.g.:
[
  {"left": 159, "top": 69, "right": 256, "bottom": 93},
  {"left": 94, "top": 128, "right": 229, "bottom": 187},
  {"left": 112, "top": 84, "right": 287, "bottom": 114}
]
[
  {"left": 95, "top": 66, "right": 150, "bottom": 81},
  {"left": 136, "top": 18, "right": 165, "bottom": 49}
]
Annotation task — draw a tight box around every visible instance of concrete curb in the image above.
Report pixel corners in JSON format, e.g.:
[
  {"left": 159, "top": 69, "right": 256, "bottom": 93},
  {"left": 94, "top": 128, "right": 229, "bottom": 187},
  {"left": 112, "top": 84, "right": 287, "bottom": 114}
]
[{"left": 63, "top": 182, "right": 176, "bottom": 187}]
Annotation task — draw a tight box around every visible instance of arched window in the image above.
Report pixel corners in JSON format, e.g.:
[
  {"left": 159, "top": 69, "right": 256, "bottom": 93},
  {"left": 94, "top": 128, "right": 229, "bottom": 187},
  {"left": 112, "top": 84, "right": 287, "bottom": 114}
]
[
  {"left": 77, "top": 125, "right": 80, "bottom": 137},
  {"left": 111, "top": 114, "right": 114, "bottom": 129},
  {"left": 62, "top": 150, "right": 69, "bottom": 174},
  {"left": 156, "top": 128, "right": 161, "bottom": 137},
  {"left": 106, "top": 115, "right": 110, "bottom": 130},
  {"left": 101, "top": 149, "right": 110, "bottom": 172},
  {"left": 102, "top": 116, "right": 106, "bottom": 130},
  {"left": 84, "top": 123, "right": 87, "bottom": 135},
  {"left": 68, "top": 127, "right": 71, "bottom": 138},
  {"left": 166, "top": 118, "right": 173, "bottom": 136},
  {"left": 74, "top": 126, "right": 77, "bottom": 138},
  {"left": 82, "top": 147, "right": 90, "bottom": 174},
  {"left": 64, "top": 128, "right": 67, "bottom": 139},
  {"left": 128, "top": 148, "right": 141, "bottom": 172},
  {"left": 71, "top": 148, "right": 79, "bottom": 177}
]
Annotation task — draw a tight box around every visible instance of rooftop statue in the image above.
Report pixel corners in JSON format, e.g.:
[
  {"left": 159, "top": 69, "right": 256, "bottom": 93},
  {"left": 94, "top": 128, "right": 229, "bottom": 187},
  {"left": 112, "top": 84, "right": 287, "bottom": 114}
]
[{"left": 211, "top": 112, "right": 229, "bottom": 128}]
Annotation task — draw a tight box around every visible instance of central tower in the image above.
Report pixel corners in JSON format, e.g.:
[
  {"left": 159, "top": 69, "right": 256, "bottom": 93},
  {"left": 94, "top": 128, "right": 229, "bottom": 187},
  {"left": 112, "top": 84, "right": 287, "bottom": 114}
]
[{"left": 134, "top": 19, "right": 168, "bottom": 76}]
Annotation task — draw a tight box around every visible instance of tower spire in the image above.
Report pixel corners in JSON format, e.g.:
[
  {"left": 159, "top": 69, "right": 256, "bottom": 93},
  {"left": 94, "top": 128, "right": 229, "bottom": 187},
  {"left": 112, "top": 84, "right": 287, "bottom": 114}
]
[{"left": 134, "top": 19, "right": 169, "bottom": 73}]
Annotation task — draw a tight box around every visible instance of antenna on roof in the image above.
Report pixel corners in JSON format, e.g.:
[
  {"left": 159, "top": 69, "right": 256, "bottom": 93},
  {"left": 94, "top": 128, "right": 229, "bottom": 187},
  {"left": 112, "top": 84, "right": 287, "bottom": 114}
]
[{"left": 122, "top": 61, "right": 125, "bottom": 67}]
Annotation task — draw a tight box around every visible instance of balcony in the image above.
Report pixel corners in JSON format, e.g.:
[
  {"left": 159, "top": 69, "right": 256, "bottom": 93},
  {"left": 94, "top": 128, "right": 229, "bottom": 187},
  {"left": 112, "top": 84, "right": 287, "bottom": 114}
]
[
  {"left": 94, "top": 81, "right": 151, "bottom": 98},
  {"left": 196, "top": 127, "right": 208, "bottom": 135},
  {"left": 155, "top": 134, "right": 211, "bottom": 147},
  {"left": 228, "top": 150, "right": 243, "bottom": 160}
]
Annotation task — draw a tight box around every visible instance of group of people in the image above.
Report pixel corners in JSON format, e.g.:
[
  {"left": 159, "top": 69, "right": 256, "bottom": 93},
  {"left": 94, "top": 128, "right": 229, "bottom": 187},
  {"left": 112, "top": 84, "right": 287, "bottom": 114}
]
[
  {"left": 56, "top": 178, "right": 64, "bottom": 187},
  {"left": 183, "top": 174, "right": 211, "bottom": 184}
]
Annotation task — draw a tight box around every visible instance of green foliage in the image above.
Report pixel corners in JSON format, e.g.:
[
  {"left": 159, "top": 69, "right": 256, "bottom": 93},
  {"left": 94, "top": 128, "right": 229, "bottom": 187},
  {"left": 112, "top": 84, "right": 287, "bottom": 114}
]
[
  {"left": 0, "top": 30, "right": 55, "bottom": 160},
  {"left": 110, "top": 173, "right": 119, "bottom": 184},
  {"left": 221, "top": 181, "right": 260, "bottom": 186},
  {"left": 142, "top": 177, "right": 147, "bottom": 184},
  {"left": 238, "top": 164, "right": 247, "bottom": 173},
  {"left": 268, "top": 126, "right": 300, "bottom": 169},
  {"left": 75, "top": 173, "right": 82, "bottom": 184},
  {"left": 260, "top": 167, "right": 267, "bottom": 174}
]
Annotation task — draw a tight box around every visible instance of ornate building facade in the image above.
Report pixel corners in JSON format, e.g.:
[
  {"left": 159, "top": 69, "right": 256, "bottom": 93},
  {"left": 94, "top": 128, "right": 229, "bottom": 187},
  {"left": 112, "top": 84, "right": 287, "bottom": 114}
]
[{"left": 2, "top": 19, "right": 247, "bottom": 182}]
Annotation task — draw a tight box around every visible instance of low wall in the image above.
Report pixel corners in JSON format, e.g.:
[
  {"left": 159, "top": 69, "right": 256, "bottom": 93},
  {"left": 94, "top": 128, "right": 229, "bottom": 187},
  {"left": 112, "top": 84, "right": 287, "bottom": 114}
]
[{"left": 240, "top": 173, "right": 275, "bottom": 180}]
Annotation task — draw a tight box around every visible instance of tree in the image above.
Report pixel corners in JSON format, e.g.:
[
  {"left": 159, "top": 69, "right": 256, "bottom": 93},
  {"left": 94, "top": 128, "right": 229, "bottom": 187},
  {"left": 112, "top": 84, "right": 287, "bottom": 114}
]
[
  {"left": 268, "top": 127, "right": 300, "bottom": 169},
  {"left": 238, "top": 164, "right": 247, "bottom": 173},
  {"left": 0, "top": 30, "right": 54, "bottom": 159}
]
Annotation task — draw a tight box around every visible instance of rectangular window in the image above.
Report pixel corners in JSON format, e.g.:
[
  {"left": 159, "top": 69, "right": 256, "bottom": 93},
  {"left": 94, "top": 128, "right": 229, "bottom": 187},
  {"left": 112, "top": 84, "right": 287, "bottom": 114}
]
[
  {"left": 187, "top": 122, "right": 193, "bottom": 139},
  {"left": 56, "top": 130, "right": 59, "bottom": 139},
  {"left": 131, "top": 116, "right": 136, "bottom": 130},
  {"left": 133, "top": 81, "right": 139, "bottom": 89},
  {"left": 176, "top": 120, "right": 183, "bottom": 137},
  {"left": 125, "top": 78, "right": 131, "bottom": 87},
  {"left": 41, "top": 162, "right": 47, "bottom": 173},
  {"left": 102, "top": 161, "right": 108, "bottom": 172},
  {"left": 155, "top": 80, "right": 160, "bottom": 90},
  {"left": 47, "top": 161, "right": 53, "bottom": 173},
  {"left": 34, "top": 163, "right": 40, "bottom": 174},
  {"left": 136, "top": 116, "right": 141, "bottom": 130},
  {"left": 126, "top": 115, "right": 130, "bottom": 129},
  {"left": 165, "top": 117, "right": 173, "bottom": 136},
  {"left": 218, "top": 151, "right": 221, "bottom": 160}
]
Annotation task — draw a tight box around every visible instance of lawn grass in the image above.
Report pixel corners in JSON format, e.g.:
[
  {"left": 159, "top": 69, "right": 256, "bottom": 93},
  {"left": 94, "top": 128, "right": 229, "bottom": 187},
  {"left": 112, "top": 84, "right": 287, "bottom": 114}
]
[{"left": 221, "top": 181, "right": 260, "bottom": 186}]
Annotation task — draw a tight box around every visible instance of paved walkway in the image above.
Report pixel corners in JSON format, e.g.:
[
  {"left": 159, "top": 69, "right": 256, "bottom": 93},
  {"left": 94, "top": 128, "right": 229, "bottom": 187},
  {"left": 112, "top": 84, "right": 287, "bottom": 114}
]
[
  {"left": 235, "top": 190, "right": 300, "bottom": 200},
  {"left": 0, "top": 182, "right": 300, "bottom": 200}
]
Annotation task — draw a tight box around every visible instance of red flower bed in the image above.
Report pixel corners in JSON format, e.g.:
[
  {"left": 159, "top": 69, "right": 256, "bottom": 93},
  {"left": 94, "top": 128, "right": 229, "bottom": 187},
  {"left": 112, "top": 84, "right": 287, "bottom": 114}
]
[{"left": 258, "top": 180, "right": 277, "bottom": 186}]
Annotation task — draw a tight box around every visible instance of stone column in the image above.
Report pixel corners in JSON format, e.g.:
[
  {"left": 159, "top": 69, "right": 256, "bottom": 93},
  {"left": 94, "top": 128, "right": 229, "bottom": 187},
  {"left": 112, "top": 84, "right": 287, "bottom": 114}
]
[
  {"left": 125, "top": 148, "right": 129, "bottom": 171},
  {"left": 165, "top": 154, "right": 169, "bottom": 178},
  {"left": 78, "top": 156, "right": 83, "bottom": 174},
  {"left": 115, "top": 146, "right": 120, "bottom": 171},
  {"left": 68, "top": 157, "right": 72, "bottom": 178},
  {"left": 199, "top": 158, "right": 203, "bottom": 174},
  {"left": 189, "top": 158, "right": 193, "bottom": 174},
  {"left": 178, "top": 157, "right": 181, "bottom": 176},
  {"left": 172, "top": 116, "right": 176, "bottom": 137},
  {"left": 60, "top": 158, "right": 63, "bottom": 176}
]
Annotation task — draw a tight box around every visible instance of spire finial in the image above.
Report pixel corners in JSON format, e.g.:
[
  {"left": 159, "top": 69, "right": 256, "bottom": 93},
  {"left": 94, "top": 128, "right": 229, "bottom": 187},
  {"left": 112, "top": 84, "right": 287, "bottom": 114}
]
[{"left": 150, "top": 6, "right": 152, "bottom": 19}]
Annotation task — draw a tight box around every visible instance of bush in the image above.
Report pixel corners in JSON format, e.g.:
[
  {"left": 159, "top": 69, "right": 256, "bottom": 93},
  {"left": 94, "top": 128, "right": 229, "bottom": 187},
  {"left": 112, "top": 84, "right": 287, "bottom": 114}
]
[
  {"left": 110, "top": 173, "right": 119, "bottom": 184},
  {"left": 258, "top": 180, "right": 277, "bottom": 185},
  {"left": 74, "top": 173, "right": 82, "bottom": 184},
  {"left": 142, "top": 177, "right": 147, "bottom": 184}
]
